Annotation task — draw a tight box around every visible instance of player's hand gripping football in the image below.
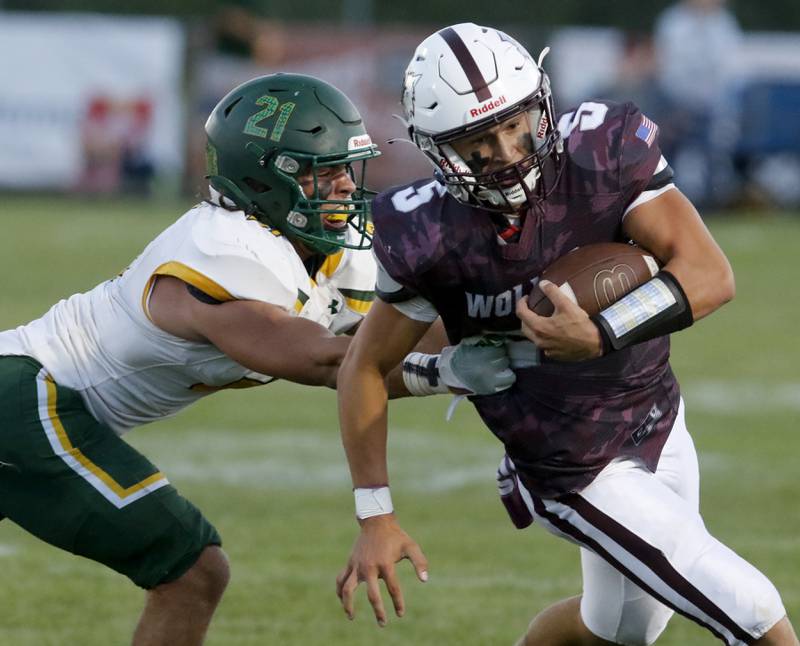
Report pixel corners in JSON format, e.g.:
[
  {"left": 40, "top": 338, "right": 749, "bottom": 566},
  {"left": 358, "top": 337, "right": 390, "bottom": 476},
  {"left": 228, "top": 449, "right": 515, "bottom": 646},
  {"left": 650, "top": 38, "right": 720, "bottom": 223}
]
[
  {"left": 336, "top": 515, "right": 428, "bottom": 626},
  {"left": 516, "top": 280, "right": 604, "bottom": 361}
]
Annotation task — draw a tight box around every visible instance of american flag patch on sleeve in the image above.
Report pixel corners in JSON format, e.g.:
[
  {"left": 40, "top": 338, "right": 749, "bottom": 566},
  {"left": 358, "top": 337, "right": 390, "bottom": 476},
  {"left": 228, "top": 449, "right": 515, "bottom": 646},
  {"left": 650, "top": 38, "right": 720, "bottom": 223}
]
[{"left": 635, "top": 114, "right": 658, "bottom": 147}]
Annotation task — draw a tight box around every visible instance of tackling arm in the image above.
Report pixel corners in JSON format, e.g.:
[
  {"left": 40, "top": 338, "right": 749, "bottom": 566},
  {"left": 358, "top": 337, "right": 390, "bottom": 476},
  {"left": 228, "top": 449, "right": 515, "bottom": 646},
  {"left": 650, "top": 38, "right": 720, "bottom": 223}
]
[
  {"left": 150, "top": 275, "right": 349, "bottom": 388},
  {"left": 149, "top": 275, "right": 512, "bottom": 398}
]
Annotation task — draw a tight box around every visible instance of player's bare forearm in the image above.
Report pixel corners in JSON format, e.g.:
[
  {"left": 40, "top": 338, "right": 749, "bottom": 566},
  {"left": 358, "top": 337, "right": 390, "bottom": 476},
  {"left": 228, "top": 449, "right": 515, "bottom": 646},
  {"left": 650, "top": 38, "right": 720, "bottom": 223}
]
[
  {"left": 338, "top": 300, "right": 431, "bottom": 485},
  {"left": 151, "top": 276, "right": 446, "bottom": 396},
  {"left": 149, "top": 278, "right": 349, "bottom": 387},
  {"left": 384, "top": 318, "right": 448, "bottom": 398},
  {"left": 338, "top": 350, "right": 391, "bottom": 487},
  {"left": 208, "top": 303, "right": 350, "bottom": 387},
  {"left": 624, "top": 188, "right": 735, "bottom": 320}
]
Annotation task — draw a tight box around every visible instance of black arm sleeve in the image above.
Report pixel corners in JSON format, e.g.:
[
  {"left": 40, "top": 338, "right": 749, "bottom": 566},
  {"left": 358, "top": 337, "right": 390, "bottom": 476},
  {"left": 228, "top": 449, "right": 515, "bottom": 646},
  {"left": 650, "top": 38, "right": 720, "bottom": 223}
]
[
  {"left": 591, "top": 270, "right": 693, "bottom": 354},
  {"left": 645, "top": 162, "right": 675, "bottom": 192}
]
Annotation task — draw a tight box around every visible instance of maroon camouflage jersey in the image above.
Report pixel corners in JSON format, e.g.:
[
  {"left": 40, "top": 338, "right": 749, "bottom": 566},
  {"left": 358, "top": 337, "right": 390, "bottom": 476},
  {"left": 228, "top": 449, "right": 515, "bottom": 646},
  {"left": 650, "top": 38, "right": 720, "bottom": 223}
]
[{"left": 373, "top": 101, "right": 680, "bottom": 498}]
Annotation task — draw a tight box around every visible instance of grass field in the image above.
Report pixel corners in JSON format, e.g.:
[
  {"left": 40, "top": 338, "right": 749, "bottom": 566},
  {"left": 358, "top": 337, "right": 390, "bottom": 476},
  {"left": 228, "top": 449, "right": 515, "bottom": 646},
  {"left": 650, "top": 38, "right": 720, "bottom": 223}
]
[{"left": 1, "top": 195, "right": 799, "bottom": 645}]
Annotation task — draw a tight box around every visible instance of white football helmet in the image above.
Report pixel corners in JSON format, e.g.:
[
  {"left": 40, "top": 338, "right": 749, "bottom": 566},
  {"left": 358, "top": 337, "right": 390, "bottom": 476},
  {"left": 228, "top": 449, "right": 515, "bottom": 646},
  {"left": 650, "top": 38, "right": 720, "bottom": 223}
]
[{"left": 402, "top": 23, "right": 563, "bottom": 211}]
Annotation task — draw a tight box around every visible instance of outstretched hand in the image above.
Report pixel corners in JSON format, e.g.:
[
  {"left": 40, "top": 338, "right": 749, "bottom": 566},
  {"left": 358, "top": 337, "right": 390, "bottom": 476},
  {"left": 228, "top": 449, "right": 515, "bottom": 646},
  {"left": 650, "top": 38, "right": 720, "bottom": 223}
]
[
  {"left": 335, "top": 515, "right": 428, "bottom": 627},
  {"left": 516, "top": 280, "right": 604, "bottom": 362}
]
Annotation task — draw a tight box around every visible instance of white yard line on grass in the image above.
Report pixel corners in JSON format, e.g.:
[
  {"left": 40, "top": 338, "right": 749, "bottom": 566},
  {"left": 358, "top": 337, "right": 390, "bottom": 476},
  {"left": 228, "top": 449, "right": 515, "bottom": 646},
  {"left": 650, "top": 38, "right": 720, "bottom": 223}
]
[
  {"left": 127, "top": 380, "right": 799, "bottom": 491},
  {"left": 685, "top": 380, "right": 800, "bottom": 414},
  {"left": 130, "top": 427, "right": 499, "bottom": 492}
]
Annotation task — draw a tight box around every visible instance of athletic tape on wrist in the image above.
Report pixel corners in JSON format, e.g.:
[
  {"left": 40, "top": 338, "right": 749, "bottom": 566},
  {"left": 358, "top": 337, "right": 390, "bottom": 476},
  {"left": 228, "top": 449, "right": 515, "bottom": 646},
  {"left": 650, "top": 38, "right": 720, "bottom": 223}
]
[
  {"left": 591, "top": 271, "right": 693, "bottom": 353},
  {"left": 354, "top": 486, "right": 394, "bottom": 519},
  {"left": 402, "top": 352, "right": 449, "bottom": 396}
]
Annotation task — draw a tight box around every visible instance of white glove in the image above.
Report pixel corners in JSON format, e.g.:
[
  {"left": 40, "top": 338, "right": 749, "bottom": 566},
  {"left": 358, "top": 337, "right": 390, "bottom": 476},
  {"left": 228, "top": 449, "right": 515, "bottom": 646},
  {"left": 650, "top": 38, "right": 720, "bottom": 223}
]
[
  {"left": 437, "top": 336, "right": 516, "bottom": 395},
  {"left": 505, "top": 336, "right": 541, "bottom": 369},
  {"left": 402, "top": 336, "right": 516, "bottom": 398}
]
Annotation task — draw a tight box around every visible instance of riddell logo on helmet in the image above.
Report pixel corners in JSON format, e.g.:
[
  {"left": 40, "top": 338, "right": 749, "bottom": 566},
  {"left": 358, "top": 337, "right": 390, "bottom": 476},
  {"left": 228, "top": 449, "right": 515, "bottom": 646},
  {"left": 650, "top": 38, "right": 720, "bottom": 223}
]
[
  {"left": 438, "top": 157, "right": 469, "bottom": 173},
  {"left": 469, "top": 95, "right": 507, "bottom": 118},
  {"left": 348, "top": 134, "right": 373, "bottom": 150},
  {"left": 537, "top": 114, "right": 549, "bottom": 138}
]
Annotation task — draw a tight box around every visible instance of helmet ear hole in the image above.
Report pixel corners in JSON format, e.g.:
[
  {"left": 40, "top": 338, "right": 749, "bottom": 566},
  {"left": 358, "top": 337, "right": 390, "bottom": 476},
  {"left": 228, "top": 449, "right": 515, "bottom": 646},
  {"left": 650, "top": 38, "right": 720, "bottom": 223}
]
[
  {"left": 223, "top": 97, "right": 243, "bottom": 118},
  {"left": 242, "top": 177, "right": 272, "bottom": 193}
]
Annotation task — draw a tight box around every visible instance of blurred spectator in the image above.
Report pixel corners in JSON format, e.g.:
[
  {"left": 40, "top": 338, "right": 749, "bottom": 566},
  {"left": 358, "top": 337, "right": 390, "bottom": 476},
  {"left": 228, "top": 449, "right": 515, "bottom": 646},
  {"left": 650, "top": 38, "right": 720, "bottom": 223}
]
[
  {"left": 78, "top": 97, "right": 124, "bottom": 194},
  {"left": 596, "top": 32, "right": 661, "bottom": 116},
  {"left": 120, "top": 99, "right": 156, "bottom": 196},
  {"left": 215, "top": 5, "right": 286, "bottom": 67},
  {"left": 78, "top": 96, "right": 156, "bottom": 196},
  {"left": 654, "top": 0, "right": 742, "bottom": 207}
]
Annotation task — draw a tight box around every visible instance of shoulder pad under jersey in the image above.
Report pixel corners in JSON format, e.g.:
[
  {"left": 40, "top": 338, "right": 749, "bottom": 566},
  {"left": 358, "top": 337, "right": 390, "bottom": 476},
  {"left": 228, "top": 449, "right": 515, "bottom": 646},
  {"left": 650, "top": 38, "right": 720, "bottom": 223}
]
[
  {"left": 314, "top": 233, "right": 377, "bottom": 317},
  {"left": 371, "top": 178, "right": 450, "bottom": 292},
  {"left": 161, "top": 204, "right": 303, "bottom": 311},
  {"left": 557, "top": 101, "right": 663, "bottom": 206}
]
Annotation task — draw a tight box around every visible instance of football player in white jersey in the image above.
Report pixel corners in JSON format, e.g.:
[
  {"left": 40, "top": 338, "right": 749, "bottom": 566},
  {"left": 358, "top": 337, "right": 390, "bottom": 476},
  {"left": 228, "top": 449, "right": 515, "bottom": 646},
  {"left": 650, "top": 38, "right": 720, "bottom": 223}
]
[{"left": 0, "top": 74, "right": 515, "bottom": 645}]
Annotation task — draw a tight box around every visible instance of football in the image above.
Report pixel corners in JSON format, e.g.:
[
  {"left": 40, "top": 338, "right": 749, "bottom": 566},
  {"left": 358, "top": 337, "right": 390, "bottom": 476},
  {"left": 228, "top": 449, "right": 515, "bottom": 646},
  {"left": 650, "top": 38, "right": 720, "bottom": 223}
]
[{"left": 527, "top": 242, "right": 661, "bottom": 316}]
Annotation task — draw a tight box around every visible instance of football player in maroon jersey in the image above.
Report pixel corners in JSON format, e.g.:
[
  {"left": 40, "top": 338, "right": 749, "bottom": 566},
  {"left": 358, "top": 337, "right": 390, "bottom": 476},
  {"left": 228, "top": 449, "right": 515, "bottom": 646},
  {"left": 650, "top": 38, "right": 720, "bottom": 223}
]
[{"left": 335, "top": 23, "right": 798, "bottom": 646}]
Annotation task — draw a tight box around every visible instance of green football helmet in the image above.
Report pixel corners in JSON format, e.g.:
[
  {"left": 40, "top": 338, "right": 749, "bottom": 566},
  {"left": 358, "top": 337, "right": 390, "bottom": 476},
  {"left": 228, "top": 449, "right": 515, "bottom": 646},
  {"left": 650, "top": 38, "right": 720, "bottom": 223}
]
[{"left": 205, "top": 73, "right": 380, "bottom": 256}]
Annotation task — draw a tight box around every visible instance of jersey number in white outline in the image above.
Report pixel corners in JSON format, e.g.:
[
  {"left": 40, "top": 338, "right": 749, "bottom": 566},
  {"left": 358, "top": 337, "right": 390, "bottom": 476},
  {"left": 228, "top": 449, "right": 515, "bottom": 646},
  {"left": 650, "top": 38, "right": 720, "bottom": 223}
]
[
  {"left": 391, "top": 180, "right": 448, "bottom": 213},
  {"left": 557, "top": 102, "right": 609, "bottom": 140}
]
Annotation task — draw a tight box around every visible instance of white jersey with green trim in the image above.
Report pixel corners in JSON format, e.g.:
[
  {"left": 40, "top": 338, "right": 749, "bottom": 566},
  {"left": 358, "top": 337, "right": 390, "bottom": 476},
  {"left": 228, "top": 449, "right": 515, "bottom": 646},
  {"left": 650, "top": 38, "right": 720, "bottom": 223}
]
[{"left": 0, "top": 201, "right": 376, "bottom": 434}]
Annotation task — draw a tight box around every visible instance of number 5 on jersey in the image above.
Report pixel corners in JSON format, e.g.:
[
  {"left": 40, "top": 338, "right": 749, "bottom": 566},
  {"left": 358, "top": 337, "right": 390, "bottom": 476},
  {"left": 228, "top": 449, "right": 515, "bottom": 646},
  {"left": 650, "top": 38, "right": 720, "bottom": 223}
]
[{"left": 557, "top": 102, "right": 609, "bottom": 140}]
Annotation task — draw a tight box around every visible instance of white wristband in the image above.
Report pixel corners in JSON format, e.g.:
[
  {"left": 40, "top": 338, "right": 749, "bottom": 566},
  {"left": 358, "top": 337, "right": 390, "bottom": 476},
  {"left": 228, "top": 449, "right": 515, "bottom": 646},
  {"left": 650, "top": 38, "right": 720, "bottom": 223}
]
[
  {"left": 402, "top": 352, "right": 449, "bottom": 396},
  {"left": 354, "top": 486, "right": 394, "bottom": 519}
]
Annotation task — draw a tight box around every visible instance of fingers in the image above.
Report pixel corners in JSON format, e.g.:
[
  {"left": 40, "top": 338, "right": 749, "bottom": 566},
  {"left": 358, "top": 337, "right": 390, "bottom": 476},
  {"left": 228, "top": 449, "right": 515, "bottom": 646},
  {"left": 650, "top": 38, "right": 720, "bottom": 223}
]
[
  {"left": 372, "top": 543, "right": 429, "bottom": 624},
  {"left": 476, "top": 344, "right": 508, "bottom": 362},
  {"left": 486, "top": 350, "right": 517, "bottom": 389},
  {"left": 383, "top": 566, "right": 406, "bottom": 618},
  {"left": 493, "top": 368, "right": 516, "bottom": 391},
  {"left": 336, "top": 563, "right": 352, "bottom": 600},
  {"left": 505, "top": 338, "right": 540, "bottom": 369},
  {"left": 336, "top": 563, "right": 399, "bottom": 626},
  {"left": 516, "top": 295, "right": 546, "bottom": 330},
  {"left": 516, "top": 298, "right": 547, "bottom": 346},
  {"left": 538, "top": 280, "right": 578, "bottom": 312},
  {"left": 405, "top": 542, "right": 429, "bottom": 583},
  {"left": 366, "top": 570, "right": 388, "bottom": 626},
  {"left": 517, "top": 282, "right": 583, "bottom": 351},
  {"left": 336, "top": 565, "right": 358, "bottom": 620},
  {"left": 497, "top": 453, "right": 514, "bottom": 478},
  {"left": 337, "top": 526, "right": 428, "bottom": 627}
]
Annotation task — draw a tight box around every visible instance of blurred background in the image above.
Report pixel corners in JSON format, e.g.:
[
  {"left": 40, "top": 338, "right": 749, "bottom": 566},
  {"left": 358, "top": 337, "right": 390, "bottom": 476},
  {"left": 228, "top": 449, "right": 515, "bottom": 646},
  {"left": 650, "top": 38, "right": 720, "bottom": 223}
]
[{"left": 1, "top": 0, "right": 799, "bottom": 209}]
